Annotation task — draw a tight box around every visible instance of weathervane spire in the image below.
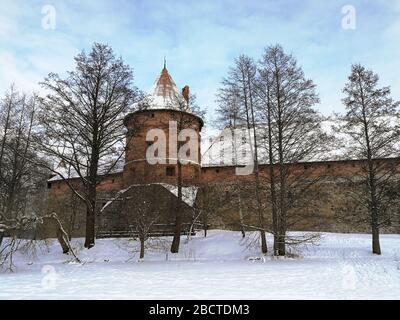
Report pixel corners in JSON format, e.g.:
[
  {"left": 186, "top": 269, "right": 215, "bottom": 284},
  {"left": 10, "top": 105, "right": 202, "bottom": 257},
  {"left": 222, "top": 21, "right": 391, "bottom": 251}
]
[{"left": 163, "top": 56, "right": 166, "bottom": 69}]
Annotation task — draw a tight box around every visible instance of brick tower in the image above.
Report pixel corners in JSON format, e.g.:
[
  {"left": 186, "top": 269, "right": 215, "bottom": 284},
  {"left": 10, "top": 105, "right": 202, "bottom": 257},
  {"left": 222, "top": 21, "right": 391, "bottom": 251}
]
[{"left": 123, "top": 66, "right": 203, "bottom": 186}]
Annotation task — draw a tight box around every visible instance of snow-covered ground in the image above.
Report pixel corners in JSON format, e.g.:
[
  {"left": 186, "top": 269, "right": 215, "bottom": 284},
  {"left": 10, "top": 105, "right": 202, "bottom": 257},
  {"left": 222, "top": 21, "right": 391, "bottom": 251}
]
[{"left": 1, "top": 230, "right": 400, "bottom": 299}]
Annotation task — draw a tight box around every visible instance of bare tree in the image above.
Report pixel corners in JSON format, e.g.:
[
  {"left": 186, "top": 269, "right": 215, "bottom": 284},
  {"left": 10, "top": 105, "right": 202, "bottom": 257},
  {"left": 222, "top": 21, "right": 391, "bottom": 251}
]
[
  {"left": 169, "top": 93, "right": 204, "bottom": 253},
  {"left": 0, "top": 85, "right": 78, "bottom": 270},
  {"left": 219, "top": 55, "right": 268, "bottom": 253},
  {"left": 339, "top": 64, "right": 400, "bottom": 255},
  {"left": 130, "top": 199, "right": 162, "bottom": 260},
  {"left": 36, "top": 43, "right": 138, "bottom": 248},
  {"left": 194, "top": 184, "right": 227, "bottom": 238},
  {"left": 256, "top": 65, "right": 279, "bottom": 253},
  {"left": 0, "top": 85, "right": 17, "bottom": 183},
  {"left": 0, "top": 86, "right": 49, "bottom": 246},
  {"left": 0, "top": 212, "right": 80, "bottom": 271},
  {"left": 257, "top": 45, "right": 325, "bottom": 256}
]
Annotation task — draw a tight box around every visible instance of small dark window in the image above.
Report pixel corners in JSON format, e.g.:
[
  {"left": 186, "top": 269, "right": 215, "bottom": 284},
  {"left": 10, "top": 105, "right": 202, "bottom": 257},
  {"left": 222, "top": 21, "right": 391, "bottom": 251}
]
[
  {"left": 47, "top": 182, "right": 52, "bottom": 189},
  {"left": 151, "top": 113, "right": 155, "bottom": 118},
  {"left": 216, "top": 169, "right": 220, "bottom": 173},
  {"left": 327, "top": 164, "right": 331, "bottom": 169},
  {"left": 111, "top": 179, "right": 115, "bottom": 183},
  {"left": 166, "top": 167, "right": 176, "bottom": 176},
  {"left": 304, "top": 165, "right": 309, "bottom": 170}
]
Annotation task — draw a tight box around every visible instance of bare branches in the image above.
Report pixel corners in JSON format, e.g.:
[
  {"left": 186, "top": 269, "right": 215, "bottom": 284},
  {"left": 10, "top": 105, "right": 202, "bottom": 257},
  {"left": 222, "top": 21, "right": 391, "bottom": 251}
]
[
  {"left": 0, "top": 236, "right": 19, "bottom": 272},
  {"left": 256, "top": 45, "right": 324, "bottom": 256},
  {"left": 219, "top": 55, "right": 268, "bottom": 253},
  {"left": 42, "top": 212, "right": 80, "bottom": 263},
  {"left": 0, "top": 211, "right": 80, "bottom": 271},
  {"left": 339, "top": 64, "right": 400, "bottom": 255},
  {"left": 36, "top": 43, "right": 139, "bottom": 248},
  {"left": 0, "top": 86, "right": 47, "bottom": 223}
]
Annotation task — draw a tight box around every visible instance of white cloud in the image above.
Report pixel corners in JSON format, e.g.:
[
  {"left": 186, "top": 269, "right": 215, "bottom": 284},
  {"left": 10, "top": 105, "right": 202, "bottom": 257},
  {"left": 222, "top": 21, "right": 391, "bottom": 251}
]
[
  {"left": 1, "top": 0, "right": 400, "bottom": 117},
  {"left": 0, "top": 16, "right": 17, "bottom": 39},
  {"left": 0, "top": 51, "right": 41, "bottom": 94}
]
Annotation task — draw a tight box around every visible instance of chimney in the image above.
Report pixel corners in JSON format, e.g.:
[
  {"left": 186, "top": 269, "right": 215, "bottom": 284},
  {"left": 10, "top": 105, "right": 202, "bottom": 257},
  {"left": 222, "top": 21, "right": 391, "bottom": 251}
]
[{"left": 182, "top": 85, "right": 189, "bottom": 104}]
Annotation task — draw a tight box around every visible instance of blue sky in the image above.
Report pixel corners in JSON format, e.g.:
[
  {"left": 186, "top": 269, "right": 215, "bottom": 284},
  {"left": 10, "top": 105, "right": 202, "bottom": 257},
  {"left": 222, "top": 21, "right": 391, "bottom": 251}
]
[{"left": 1, "top": 0, "right": 400, "bottom": 124}]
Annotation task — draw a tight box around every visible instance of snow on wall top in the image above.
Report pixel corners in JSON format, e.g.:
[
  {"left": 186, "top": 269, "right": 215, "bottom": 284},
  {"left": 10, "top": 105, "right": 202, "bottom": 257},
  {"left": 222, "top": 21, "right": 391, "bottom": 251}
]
[
  {"left": 200, "top": 119, "right": 397, "bottom": 167},
  {"left": 47, "top": 157, "right": 125, "bottom": 182}
]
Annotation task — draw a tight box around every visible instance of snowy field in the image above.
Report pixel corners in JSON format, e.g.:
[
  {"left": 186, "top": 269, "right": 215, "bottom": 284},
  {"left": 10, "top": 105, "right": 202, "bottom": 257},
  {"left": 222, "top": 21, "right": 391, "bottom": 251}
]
[{"left": 1, "top": 230, "right": 400, "bottom": 300}]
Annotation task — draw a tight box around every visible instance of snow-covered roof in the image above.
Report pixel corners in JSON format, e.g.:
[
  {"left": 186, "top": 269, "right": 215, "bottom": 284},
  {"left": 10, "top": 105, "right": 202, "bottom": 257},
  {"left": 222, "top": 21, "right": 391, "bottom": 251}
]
[
  {"left": 100, "top": 183, "right": 198, "bottom": 211},
  {"left": 201, "top": 123, "right": 332, "bottom": 167},
  {"left": 47, "top": 157, "right": 125, "bottom": 182},
  {"left": 159, "top": 183, "right": 198, "bottom": 207},
  {"left": 135, "top": 67, "right": 189, "bottom": 112}
]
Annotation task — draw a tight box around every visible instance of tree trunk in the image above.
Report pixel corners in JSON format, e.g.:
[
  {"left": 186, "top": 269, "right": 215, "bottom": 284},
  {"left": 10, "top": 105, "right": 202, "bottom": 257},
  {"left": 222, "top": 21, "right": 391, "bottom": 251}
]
[
  {"left": 250, "top": 115, "right": 267, "bottom": 252},
  {"left": 84, "top": 153, "right": 98, "bottom": 249},
  {"left": 265, "top": 87, "right": 279, "bottom": 255},
  {"left": 140, "top": 237, "right": 145, "bottom": 260},
  {"left": 44, "top": 213, "right": 80, "bottom": 262},
  {"left": 277, "top": 115, "right": 286, "bottom": 255},
  {"left": 277, "top": 234, "right": 286, "bottom": 256},
  {"left": 253, "top": 132, "right": 267, "bottom": 254},
  {"left": 84, "top": 115, "right": 100, "bottom": 249},
  {"left": 203, "top": 212, "right": 208, "bottom": 237},
  {"left": 370, "top": 181, "right": 381, "bottom": 255},
  {"left": 242, "top": 71, "right": 267, "bottom": 254},
  {"left": 84, "top": 186, "right": 96, "bottom": 249},
  {"left": 238, "top": 191, "right": 246, "bottom": 238},
  {"left": 254, "top": 169, "right": 267, "bottom": 252},
  {"left": 277, "top": 167, "right": 286, "bottom": 257},
  {"left": 68, "top": 195, "right": 77, "bottom": 241},
  {"left": 84, "top": 204, "right": 96, "bottom": 249},
  {"left": 370, "top": 174, "right": 381, "bottom": 255},
  {"left": 171, "top": 163, "right": 183, "bottom": 253},
  {"left": 56, "top": 228, "right": 70, "bottom": 254},
  {"left": 367, "top": 160, "right": 381, "bottom": 256},
  {"left": 270, "top": 172, "right": 279, "bottom": 255},
  {"left": 372, "top": 224, "right": 381, "bottom": 255},
  {"left": 359, "top": 77, "right": 382, "bottom": 256},
  {"left": 231, "top": 126, "right": 246, "bottom": 238}
]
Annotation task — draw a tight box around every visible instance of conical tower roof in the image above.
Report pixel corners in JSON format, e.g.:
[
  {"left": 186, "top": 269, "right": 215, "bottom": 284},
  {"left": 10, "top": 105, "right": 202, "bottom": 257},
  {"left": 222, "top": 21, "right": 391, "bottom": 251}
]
[{"left": 139, "top": 66, "right": 188, "bottom": 111}]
